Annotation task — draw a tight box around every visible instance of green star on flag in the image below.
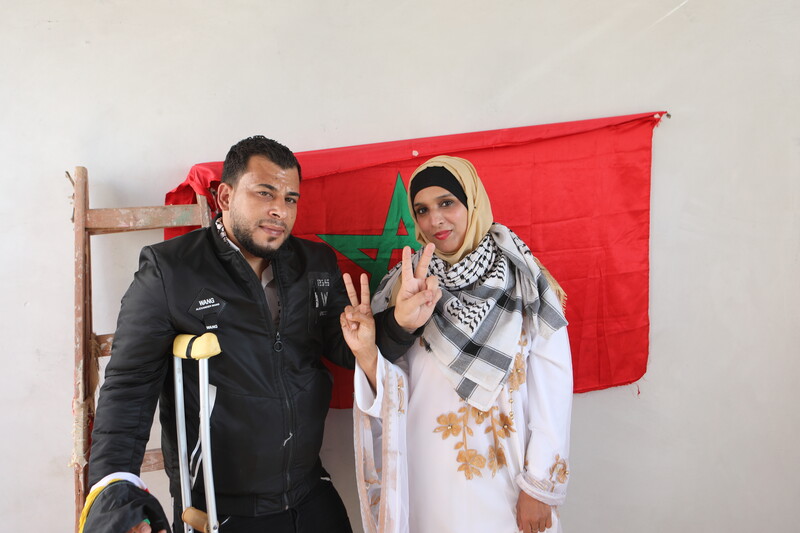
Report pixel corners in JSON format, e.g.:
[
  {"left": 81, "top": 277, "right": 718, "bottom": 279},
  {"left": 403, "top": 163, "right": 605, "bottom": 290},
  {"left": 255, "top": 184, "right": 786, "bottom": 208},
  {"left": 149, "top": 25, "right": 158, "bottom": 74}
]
[{"left": 319, "top": 173, "right": 421, "bottom": 291}]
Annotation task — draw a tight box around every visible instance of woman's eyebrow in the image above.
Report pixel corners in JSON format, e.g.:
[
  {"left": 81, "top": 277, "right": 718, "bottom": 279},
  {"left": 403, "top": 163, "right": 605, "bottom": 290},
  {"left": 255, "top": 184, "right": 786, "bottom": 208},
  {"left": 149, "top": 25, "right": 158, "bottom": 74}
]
[{"left": 414, "top": 193, "right": 455, "bottom": 206}]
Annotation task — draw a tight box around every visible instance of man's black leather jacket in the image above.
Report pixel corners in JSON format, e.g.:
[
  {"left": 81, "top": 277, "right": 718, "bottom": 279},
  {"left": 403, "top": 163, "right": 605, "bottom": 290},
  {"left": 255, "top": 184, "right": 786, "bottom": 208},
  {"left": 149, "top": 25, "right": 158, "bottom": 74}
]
[{"left": 88, "top": 223, "right": 414, "bottom": 517}]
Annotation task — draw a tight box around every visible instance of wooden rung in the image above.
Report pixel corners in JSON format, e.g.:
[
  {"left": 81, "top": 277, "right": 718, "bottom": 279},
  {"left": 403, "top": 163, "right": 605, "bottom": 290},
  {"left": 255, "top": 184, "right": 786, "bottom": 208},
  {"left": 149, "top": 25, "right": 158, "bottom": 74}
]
[
  {"left": 86, "top": 205, "right": 206, "bottom": 234},
  {"left": 141, "top": 448, "right": 165, "bottom": 472},
  {"left": 94, "top": 334, "right": 113, "bottom": 358}
]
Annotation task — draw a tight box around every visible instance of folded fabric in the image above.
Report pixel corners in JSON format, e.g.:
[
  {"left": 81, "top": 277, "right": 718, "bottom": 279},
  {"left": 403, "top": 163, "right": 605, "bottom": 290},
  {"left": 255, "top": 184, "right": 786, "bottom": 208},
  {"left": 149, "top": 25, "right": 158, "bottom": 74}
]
[{"left": 79, "top": 477, "right": 169, "bottom": 533}]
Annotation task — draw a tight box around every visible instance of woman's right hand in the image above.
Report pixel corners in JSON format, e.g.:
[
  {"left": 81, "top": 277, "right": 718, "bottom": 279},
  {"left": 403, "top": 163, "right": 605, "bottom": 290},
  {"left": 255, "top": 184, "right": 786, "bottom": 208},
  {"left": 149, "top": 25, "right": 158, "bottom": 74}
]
[
  {"left": 516, "top": 490, "right": 553, "bottom": 532},
  {"left": 394, "top": 243, "right": 441, "bottom": 332}
]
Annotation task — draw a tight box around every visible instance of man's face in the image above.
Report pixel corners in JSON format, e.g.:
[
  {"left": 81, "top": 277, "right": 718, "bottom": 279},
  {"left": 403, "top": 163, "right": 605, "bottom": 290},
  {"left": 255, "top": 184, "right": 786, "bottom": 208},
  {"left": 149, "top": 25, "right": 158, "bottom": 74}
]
[{"left": 218, "top": 155, "right": 300, "bottom": 260}]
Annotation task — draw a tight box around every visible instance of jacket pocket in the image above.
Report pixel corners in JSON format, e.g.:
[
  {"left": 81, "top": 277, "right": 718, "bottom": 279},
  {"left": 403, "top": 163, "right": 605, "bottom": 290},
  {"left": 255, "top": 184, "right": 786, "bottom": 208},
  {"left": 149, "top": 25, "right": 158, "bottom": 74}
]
[{"left": 307, "top": 272, "right": 332, "bottom": 332}]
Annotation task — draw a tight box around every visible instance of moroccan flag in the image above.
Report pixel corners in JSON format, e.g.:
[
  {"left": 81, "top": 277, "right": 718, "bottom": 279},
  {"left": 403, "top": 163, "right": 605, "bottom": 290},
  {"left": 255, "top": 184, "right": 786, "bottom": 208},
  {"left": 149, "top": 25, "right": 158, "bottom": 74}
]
[{"left": 166, "top": 111, "right": 665, "bottom": 407}]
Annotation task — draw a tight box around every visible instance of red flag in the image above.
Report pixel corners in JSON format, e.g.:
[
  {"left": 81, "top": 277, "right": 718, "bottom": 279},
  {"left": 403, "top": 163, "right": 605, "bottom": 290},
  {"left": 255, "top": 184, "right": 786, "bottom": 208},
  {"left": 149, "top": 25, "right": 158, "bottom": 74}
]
[{"left": 167, "top": 111, "right": 665, "bottom": 406}]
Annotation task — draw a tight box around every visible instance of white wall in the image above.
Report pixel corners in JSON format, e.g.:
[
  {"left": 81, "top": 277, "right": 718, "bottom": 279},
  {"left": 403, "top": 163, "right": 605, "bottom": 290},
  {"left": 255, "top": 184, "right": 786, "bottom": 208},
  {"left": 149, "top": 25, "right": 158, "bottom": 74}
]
[{"left": 1, "top": 1, "right": 798, "bottom": 531}]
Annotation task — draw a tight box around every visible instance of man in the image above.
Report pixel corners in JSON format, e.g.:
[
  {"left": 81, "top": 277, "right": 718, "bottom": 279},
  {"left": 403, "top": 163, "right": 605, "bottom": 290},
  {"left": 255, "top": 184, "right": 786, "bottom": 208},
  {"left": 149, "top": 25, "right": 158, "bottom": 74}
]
[{"left": 86, "top": 136, "right": 439, "bottom": 533}]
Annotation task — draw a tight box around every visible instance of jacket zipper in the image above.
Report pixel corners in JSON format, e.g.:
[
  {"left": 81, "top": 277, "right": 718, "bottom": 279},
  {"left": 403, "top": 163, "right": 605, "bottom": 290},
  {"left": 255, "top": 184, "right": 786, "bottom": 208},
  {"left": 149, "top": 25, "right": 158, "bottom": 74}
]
[
  {"left": 233, "top": 251, "right": 295, "bottom": 511},
  {"left": 270, "top": 259, "right": 295, "bottom": 510}
]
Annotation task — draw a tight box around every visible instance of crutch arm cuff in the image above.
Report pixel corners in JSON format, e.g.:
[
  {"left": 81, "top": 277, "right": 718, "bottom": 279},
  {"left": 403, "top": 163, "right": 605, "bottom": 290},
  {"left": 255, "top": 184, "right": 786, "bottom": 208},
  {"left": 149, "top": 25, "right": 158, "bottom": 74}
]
[{"left": 173, "top": 332, "right": 221, "bottom": 360}]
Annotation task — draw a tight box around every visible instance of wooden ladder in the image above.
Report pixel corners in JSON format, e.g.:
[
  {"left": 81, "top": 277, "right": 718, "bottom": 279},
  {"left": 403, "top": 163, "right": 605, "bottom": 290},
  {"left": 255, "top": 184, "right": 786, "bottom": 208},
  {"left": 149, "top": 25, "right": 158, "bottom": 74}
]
[{"left": 69, "top": 166, "right": 212, "bottom": 532}]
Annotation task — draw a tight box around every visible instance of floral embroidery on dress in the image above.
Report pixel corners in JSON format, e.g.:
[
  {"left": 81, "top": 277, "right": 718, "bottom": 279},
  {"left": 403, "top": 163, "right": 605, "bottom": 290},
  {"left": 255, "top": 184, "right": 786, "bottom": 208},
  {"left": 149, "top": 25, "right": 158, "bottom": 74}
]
[
  {"left": 434, "top": 402, "right": 515, "bottom": 479},
  {"left": 487, "top": 444, "right": 507, "bottom": 475},
  {"left": 549, "top": 455, "right": 569, "bottom": 485},
  {"left": 431, "top": 325, "right": 530, "bottom": 479},
  {"left": 369, "top": 491, "right": 381, "bottom": 509},
  {"left": 397, "top": 376, "right": 405, "bottom": 414},
  {"left": 456, "top": 448, "right": 486, "bottom": 479},
  {"left": 507, "top": 352, "right": 526, "bottom": 393},
  {"left": 471, "top": 406, "right": 489, "bottom": 424},
  {"left": 434, "top": 413, "right": 462, "bottom": 439},
  {"left": 493, "top": 413, "right": 516, "bottom": 439},
  {"left": 485, "top": 410, "right": 514, "bottom": 475},
  {"left": 508, "top": 328, "right": 528, "bottom": 393},
  {"left": 361, "top": 444, "right": 382, "bottom": 513}
]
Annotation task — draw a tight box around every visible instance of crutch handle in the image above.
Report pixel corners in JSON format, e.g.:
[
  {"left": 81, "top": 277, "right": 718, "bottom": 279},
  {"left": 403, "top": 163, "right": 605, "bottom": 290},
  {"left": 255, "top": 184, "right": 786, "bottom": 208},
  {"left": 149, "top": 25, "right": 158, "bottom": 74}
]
[
  {"left": 181, "top": 507, "right": 209, "bottom": 532},
  {"left": 173, "top": 333, "right": 222, "bottom": 360}
]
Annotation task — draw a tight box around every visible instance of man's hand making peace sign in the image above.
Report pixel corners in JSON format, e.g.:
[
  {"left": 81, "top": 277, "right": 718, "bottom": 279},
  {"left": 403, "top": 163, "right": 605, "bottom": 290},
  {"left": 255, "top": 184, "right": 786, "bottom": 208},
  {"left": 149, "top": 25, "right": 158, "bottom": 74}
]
[{"left": 340, "top": 243, "right": 441, "bottom": 388}]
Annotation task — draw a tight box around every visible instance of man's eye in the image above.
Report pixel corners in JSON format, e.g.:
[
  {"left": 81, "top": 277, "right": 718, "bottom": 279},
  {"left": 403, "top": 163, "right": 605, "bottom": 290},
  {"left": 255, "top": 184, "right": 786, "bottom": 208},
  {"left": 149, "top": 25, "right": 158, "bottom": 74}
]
[
  {"left": 258, "top": 191, "right": 271, "bottom": 197},
  {"left": 286, "top": 197, "right": 298, "bottom": 205}
]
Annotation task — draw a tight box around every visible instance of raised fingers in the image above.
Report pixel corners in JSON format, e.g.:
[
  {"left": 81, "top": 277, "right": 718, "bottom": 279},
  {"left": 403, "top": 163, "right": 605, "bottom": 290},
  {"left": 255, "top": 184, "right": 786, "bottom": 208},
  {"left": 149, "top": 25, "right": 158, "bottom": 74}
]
[
  {"left": 400, "top": 246, "right": 413, "bottom": 285},
  {"left": 415, "top": 243, "right": 436, "bottom": 279},
  {"left": 359, "top": 273, "right": 370, "bottom": 309},
  {"left": 342, "top": 273, "right": 360, "bottom": 307}
]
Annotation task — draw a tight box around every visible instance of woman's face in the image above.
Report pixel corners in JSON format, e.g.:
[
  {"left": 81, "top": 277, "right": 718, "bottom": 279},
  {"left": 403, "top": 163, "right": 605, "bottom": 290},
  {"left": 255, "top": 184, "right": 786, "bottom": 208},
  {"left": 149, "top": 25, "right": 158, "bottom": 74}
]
[{"left": 412, "top": 185, "right": 469, "bottom": 254}]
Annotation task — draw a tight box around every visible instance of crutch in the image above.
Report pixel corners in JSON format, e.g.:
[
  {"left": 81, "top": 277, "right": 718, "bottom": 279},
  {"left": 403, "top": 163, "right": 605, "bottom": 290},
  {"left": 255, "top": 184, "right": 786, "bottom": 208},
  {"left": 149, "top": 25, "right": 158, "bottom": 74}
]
[{"left": 173, "top": 333, "right": 222, "bottom": 533}]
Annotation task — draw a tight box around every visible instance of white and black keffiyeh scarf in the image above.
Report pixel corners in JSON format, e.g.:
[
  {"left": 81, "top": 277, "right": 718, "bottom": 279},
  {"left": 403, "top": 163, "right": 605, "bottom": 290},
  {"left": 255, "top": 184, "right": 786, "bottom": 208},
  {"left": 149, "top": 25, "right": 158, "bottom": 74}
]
[{"left": 373, "top": 223, "right": 567, "bottom": 410}]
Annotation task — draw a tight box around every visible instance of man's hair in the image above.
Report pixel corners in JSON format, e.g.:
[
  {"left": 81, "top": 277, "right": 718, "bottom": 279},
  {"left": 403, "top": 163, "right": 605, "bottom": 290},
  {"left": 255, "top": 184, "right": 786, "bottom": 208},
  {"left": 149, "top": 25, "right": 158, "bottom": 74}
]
[{"left": 221, "top": 135, "right": 302, "bottom": 185}]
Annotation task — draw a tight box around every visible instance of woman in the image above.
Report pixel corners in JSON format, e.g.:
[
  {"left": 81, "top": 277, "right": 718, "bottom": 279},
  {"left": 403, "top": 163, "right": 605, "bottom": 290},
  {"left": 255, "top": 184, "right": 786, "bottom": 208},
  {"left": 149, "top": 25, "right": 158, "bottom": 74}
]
[{"left": 340, "top": 156, "right": 573, "bottom": 533}]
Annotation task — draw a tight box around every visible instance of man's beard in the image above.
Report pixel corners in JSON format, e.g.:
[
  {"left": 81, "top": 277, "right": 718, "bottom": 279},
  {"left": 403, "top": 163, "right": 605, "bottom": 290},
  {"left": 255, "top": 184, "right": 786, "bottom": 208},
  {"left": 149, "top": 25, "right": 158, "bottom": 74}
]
[{"left": 231, "top": 216, "right": 286, "bottom": 260}]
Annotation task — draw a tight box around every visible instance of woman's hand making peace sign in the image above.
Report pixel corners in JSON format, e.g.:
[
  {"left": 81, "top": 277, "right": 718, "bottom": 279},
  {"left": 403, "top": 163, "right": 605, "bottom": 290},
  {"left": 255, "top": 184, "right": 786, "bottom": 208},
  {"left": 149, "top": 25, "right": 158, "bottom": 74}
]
[{"left": 393, "top": 243, "right": 441, "bottom": 332}]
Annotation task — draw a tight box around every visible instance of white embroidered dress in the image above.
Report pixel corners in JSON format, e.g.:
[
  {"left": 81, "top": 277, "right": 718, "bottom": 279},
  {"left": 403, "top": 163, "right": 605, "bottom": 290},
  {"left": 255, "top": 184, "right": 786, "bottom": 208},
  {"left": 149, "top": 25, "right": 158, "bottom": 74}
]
[{"left": 353, "top": 314, "right": 572, "bottom": 533}]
